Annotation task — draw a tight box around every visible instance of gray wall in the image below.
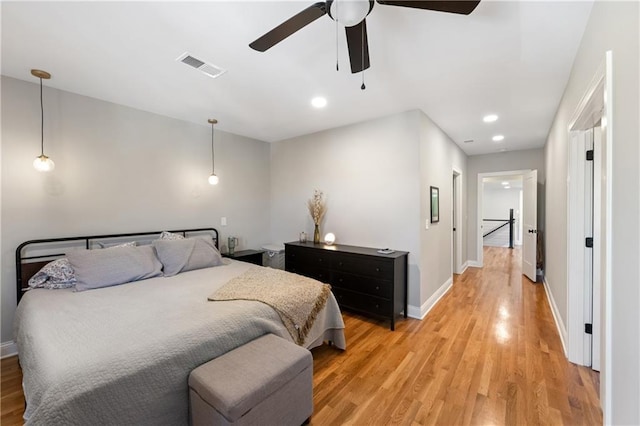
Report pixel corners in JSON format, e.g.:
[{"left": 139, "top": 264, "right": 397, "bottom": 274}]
[
  {"left": 270, "top": 110, "right": 467, "bottom": 313},
  {"left": 466, "top": 148, "right": 545, "bottom": 264},
  {"left": 1, "top": 76, "right": 272, "bottom": 343},
  {"left": 418, "top": 111, "right": 467, "bottom": 310},
  {"left": 270, "top": 111, "right": 422, "bottom": 307},
  {"left": 543, "top": 1, "right": 639, "bottom": 423}
]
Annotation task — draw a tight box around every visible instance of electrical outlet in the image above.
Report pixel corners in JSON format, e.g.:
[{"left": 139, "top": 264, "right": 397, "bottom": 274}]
[{"left": 221, "top": 217, "right": 227, "bottom": 226}]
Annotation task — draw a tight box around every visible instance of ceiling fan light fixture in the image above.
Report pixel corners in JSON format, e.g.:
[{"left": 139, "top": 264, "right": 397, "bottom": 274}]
[{"left": 330, "top": 0, "right": 371, "bottom": 27}]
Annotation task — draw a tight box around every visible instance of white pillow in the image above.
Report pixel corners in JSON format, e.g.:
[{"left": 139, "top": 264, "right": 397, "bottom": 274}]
[{"left": 157, "top": 231, "right": 184, "bottom": 241}]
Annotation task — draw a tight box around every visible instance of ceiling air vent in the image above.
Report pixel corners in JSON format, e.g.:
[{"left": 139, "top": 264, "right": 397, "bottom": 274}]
[
  {"left": 463, "top": 139, "right": 474, "bottom": 144},
  {"left": 176, "top": 52, "right": 226, "bottom": 79}
]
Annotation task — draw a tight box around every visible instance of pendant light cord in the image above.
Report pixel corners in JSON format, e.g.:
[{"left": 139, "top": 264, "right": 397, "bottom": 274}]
[
  {"left": 39, "top": 77, "right": 44, "bottom": 156},
  {"left": 210, "top": 123, "right": 215, "bottom": 174}
]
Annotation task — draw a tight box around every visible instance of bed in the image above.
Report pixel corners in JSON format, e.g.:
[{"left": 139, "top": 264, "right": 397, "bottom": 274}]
[{"left": 14, "top": 228, "right": 346, "bottom": 425}]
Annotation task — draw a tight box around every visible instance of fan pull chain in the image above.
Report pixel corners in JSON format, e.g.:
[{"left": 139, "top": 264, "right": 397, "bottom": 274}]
[
  {"left": 335, "top": 1, "right": 339, "bottom": 71},
  {"left": 361, "top": 21, "right": 366, "bottom": 90}
]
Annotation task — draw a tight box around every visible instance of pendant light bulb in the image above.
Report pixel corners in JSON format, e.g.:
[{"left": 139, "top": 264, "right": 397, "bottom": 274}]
[
  {"left": 207, "top": 118, "right": 219, "bottom": 185},
  {"left": 33, "top": 155, "right": 55, "bottom": 172},
  {"left": 31, "top": 69, "right": 53, "bottom": 172}
]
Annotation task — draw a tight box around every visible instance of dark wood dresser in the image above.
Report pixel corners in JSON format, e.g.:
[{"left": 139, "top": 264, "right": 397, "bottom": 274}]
[{"left": 284, "top": 241, "right": 409, "bottom": 330}]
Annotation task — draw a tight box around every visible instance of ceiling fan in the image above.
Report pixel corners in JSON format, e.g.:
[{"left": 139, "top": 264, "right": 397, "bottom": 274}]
[{"left": 249, "top": 0, "right": 481, "bottom": 74}]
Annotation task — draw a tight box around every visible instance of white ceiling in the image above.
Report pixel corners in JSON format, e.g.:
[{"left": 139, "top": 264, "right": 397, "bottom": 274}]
[{"left": 1, "top": 1, "right": 593, "bottom": 155}]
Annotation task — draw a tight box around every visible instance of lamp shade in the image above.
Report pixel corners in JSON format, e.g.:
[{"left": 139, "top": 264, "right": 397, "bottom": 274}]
[
  {"left": 208, "top": 173, "right": 219, "bottom": 185},
  {"left": 324, "top": 232, "right": 336, "bottom": 245},
  {"left": 330, "top": 0, "right": 371, "bottom": 27},
  {"left": 33, "top": 155, "right": 55, "bottom": 172}
]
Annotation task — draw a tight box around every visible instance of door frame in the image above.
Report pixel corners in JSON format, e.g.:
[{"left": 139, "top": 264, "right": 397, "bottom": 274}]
[
  {"left": 452, "top": 167, "right": 463, "bottom": 274},
  {"left": 476, "top": 169, "right": 531, "bottom": 267},
  {"left": 566, "top": 51, "right": 612, "bottom": 420}
]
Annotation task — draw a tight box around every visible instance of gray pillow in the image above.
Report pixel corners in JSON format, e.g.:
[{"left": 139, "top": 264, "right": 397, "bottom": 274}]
[
  {"left": 153, "top": 237, "right": 223, "bottom": 277},
  {"left": 68, "top": 245, "right": 163, "bottom": 291}
]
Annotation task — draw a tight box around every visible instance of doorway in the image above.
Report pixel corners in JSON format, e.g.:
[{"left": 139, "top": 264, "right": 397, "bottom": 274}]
[
  {"left": 452, "top": 167, "right": 463, "bottom": 275},
  {"left": 566, "top": 51, "right": 612, "bottom": 418},
  {"left": 476, "top": 169, "right": 536, "bottom": 275}
]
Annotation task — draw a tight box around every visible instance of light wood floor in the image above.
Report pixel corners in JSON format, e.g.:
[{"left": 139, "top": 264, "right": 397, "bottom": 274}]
[{"left": 1, "top": 247, "right": 601, "bottom": 425}]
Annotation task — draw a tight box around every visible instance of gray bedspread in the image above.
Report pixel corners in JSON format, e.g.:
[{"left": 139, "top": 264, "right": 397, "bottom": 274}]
[{"left": 14, "top": 260, "right": 346, "bottom": 425}]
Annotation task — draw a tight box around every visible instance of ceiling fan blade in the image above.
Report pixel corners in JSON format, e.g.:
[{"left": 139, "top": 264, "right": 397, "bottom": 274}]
[
  {"left": 376, "top": 0, "right": 480, "bottom": 15},
  {"left": 345, "top": 19, "right": 370, "bottom": 73},
  {"left": 249, "top": 2, "right": 327, "bottom": 52}
]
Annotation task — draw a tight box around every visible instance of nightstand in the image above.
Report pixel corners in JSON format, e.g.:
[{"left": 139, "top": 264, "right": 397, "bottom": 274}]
[{"left": 223, "top": 249, "right": 265, "bottom": 266}]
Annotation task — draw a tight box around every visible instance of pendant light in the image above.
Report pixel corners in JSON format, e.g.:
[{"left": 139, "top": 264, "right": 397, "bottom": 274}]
[
  {"left": 207, "top": 119, "right": 219, "bottom": 185},
  {"left": 32, "top": 69, "right": 55, "bottom": 172}
]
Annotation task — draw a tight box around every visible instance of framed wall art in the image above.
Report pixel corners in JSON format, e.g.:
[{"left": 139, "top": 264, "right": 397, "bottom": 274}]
[{"left": 430, "top": 186, "right": 439, "bottom": 223}]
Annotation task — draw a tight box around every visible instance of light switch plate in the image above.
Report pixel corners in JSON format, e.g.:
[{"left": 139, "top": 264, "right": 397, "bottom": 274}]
[{"left": 221, "top": 217, "right": 227, "bottom": 226}]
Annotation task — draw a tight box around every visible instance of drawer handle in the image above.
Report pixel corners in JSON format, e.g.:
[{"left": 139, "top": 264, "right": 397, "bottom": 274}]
[
  {"left": 375, "top": 267, "right": 380, "bottom": 272},
  {"left": 375, "top": 286, "right": 379, "bottom": 290}
]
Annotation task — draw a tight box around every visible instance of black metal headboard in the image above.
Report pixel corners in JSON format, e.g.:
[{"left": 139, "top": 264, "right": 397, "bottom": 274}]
[{"left": 16, "top": 228, "right": 219, "bottom": 304}]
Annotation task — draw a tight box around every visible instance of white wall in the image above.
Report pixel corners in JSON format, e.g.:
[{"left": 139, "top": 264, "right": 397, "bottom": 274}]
[
  {"left": 544, "top": 1, "right": 639, "bottom": 423},
  {"left": 1, "top": 76, "right": 272, "bottom": 343},
  {"left": 483, "top": 187, "right": 520, "bottom": 220},
  {"left": 466, "top": 149, "right": 545, "bottom": 264}
]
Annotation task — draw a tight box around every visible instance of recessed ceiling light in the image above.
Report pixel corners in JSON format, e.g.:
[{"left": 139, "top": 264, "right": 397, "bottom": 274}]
[
  {"left": 504, "top": 185, "right": 511, "bottom": 189},
  {"left": 483, "top": 114, "right": 498, "bottom": 123},
  {"left": 311, "top": 97, "right": 327, "bottom": 108},
  {"left": 492, "top": 135, "right": 505, "bottom": 142},
  {"left": 502, "top": 181, "right": 509, "bottom": 185}
]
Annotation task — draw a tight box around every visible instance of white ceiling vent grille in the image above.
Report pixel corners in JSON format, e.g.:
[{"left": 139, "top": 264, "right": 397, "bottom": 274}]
[
  {"left": 463, "top": 139, "right": 474, "bottom": 144},
  {"left": 176, "top": 52, "right": 226, "bottom": 79}
]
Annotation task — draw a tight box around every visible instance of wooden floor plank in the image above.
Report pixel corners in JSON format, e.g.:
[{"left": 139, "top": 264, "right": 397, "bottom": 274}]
[{"left": 0, "top": 247, "right": 602, "bottom": 425}]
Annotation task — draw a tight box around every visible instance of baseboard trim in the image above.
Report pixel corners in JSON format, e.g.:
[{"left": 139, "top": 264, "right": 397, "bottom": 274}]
[
  {"left": 407, "top": 276, "right": 453, "bottom": 320},
  {"left": 458, "top": 261, "right": 469, "bottom": 275},
  {"left": 542, "top": 276, "right": 568, "bottom": 356},
  {"left": 467, "top": 260, "right": 482, "bottom": 268},
  {"left": 1, "top": 341, "right": 18, "bottom": 359}
]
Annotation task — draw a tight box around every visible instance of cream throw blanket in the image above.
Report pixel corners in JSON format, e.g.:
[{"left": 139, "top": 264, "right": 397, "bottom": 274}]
[{"left": 209, "top": 267, "right": 331, "bottom": 345}]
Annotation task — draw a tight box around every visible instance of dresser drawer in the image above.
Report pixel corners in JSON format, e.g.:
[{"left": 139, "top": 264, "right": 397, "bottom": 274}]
[
  {"left": 285, "top": 247, "right": 334, "bottom": 267},
  {"left": 332, "top": 287, "right": 391, "bottom": 317},
  {"left": 333, "top": 255, "right": 393, "bottom": 279},
  {"left": 285, "top": 261, "right": 331, "bottom": 283},
  {"left": 333, "top": 271, "right": 392, "bottom": 299}
]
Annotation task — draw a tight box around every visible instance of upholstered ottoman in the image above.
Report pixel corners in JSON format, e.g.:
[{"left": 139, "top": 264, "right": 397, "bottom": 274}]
[{"left": 189, "top": 334, "right": 313, "bottom": 426}]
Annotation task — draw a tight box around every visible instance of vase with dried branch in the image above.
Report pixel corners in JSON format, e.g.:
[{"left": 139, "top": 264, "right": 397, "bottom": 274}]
[{"left": 307, "top": 190, "right": 326, "bottom": 244}]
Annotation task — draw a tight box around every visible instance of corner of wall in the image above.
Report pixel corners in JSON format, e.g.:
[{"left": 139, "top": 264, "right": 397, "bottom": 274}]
[{"left": 542, "top": 275, "right": 568, "bottom": 356}]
